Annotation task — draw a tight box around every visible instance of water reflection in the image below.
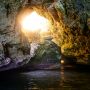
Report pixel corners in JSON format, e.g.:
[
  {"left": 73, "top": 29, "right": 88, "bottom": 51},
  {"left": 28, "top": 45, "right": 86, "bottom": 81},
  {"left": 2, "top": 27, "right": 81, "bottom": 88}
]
[
  {"left": 22, "top": 70, "right": 60, "bottom": 89},
  {"left": 60, "top": 65, "right": 65, "bottom": 87},
  {"left": 0, "top": 69, "right": 90, "bottom": 90}
]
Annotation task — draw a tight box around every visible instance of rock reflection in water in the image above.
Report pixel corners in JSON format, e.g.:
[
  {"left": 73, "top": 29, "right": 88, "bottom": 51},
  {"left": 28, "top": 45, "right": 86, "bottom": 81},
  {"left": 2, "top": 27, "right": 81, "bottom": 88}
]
[
  {"left": 22, "top": 70, "right": 60, "bottom": 90},
  {"left": 0, "top": 70, "right": 90, "bottom": 90}
]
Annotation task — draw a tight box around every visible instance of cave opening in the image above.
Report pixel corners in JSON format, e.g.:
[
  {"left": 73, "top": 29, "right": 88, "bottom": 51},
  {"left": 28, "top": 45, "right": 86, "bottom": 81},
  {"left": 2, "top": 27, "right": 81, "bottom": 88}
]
[
  {"left": 17, "top": 5, "right": 78, "bottom": 66},
  {"left": 17, "top": 7, "right": 54, "bottom": 43},
  {"left": 16, "top": 6, "right": 63, "bottom": 68}
]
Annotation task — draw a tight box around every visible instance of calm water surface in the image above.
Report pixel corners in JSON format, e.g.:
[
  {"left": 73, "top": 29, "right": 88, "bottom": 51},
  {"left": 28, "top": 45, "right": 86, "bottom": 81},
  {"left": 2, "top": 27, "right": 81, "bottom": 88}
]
[{"left": 0, "top": 70, "right": 90, "bottom": 90}]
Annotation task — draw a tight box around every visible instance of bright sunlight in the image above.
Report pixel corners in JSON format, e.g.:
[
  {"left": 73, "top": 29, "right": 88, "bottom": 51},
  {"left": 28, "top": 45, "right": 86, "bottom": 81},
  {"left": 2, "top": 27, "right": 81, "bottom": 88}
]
[{"left": 21, "top": 11, "right": 50, "bottom": 32}]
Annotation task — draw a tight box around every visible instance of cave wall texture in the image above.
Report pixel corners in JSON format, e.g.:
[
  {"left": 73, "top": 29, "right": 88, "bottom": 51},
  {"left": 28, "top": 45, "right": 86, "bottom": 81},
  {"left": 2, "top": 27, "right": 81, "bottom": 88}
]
[{"left": 0, "top": 0, "right": 90, "bottom": 63}]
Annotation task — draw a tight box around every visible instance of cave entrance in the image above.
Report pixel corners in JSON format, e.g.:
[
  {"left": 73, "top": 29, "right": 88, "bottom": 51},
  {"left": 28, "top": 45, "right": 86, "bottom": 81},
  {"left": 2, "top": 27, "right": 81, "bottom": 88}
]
[
  {"left": 17, "top": 7, "right": 53, "bottom": 43},
  {"left": 16, "top": 7, "right": 61, "bottom": 69}
]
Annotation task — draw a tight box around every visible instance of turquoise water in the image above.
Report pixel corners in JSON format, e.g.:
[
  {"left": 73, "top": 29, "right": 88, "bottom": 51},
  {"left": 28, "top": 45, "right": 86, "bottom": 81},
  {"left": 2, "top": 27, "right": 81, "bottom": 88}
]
[{"left": 0, "top": 70, "right": 90, "bottom": 90}]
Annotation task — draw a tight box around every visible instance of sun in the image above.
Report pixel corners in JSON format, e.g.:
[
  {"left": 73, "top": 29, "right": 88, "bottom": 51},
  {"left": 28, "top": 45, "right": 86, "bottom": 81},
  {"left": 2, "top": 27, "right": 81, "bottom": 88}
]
[{"left": 21, "top": 11, "right": 50, "bottom": 32}]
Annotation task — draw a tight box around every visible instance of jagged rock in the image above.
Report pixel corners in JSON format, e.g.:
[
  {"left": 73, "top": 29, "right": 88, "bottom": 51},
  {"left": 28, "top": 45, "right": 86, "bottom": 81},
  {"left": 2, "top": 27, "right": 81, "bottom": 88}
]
[
  {"left": 30, "top": 39, "right": 61, "bottom": 69},
  {"left": 0, "top": 0, "right": 90, "bottom": 71}
]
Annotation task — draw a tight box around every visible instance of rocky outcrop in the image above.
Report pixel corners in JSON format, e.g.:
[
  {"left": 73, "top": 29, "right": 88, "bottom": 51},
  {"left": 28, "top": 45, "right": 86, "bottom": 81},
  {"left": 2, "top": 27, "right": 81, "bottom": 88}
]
[
  {"left": 22, "top": 0, "right": 90, "bottom": 63},
  {"left": 32, "top": 0, "right": 89, "bottom": 63},
  {"left": 0, "top": 0, "right": 90, "bottom": 68},
  {"left": 29, "top": 38, "right": 61, "bottom": 69}
]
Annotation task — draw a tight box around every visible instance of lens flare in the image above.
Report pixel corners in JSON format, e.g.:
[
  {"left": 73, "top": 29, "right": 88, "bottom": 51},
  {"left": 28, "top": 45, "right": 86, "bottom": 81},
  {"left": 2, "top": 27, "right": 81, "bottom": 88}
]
[{"left": 21, "top": 11, "right": 50, "bottom": 32}]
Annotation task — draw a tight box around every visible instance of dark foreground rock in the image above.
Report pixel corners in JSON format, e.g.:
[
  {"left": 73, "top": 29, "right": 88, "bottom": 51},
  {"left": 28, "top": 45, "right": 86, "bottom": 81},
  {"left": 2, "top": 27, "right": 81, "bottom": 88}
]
[
  {"left": 0, "top": 55, "right": 31, "bottom": 72},
  {"left": 0, "top": 39, "right": 60, "bottom": 72}
]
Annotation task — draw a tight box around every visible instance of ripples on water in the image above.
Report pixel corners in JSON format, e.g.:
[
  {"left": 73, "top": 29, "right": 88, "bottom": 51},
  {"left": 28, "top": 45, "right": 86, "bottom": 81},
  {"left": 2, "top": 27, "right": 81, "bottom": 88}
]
[{"left": 0, "top": 70, "right": 90, "bottom": 90}]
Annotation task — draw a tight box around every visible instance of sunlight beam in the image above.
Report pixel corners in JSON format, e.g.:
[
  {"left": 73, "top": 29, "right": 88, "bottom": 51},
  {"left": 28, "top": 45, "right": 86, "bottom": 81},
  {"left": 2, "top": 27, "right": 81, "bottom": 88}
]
[{"left": 21, "top": 11, "right": 50, "bottom": 32}]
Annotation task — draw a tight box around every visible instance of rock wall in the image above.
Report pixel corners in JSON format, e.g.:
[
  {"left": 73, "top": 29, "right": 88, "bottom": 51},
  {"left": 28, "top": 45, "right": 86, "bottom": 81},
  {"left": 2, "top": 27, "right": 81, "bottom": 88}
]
[{"left": 0, "top": 0, "right": 90, "bottom": 64}]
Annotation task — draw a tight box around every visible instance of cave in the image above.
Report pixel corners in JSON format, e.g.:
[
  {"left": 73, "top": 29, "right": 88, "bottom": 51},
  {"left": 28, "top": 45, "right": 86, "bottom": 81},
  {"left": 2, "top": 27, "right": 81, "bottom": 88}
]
[
  {"left": 0, "top": 0, "right": 90, "bottom": 71},
  {"left": 16, "top": 0, "right": 90, "bottom": 65},
  {"left": 0, "top": 0, "right": 90, "bottom": 90}
]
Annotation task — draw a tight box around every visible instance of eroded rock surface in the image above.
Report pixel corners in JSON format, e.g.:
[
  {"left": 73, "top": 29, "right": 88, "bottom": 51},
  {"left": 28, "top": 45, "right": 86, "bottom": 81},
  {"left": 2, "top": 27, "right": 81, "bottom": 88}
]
[{"left": 0, "top": 0, "right": 90, "bottom": 72}]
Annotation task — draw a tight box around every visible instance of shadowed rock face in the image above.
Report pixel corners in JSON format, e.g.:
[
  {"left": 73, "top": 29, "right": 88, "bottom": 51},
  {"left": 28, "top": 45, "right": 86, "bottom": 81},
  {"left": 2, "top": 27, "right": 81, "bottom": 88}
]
[
  {"left": 0, "top": 0, "right": 90, "bottom": 65},
  {"left": 29, "top": 39, "right": 60, "bottom": 69}
]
